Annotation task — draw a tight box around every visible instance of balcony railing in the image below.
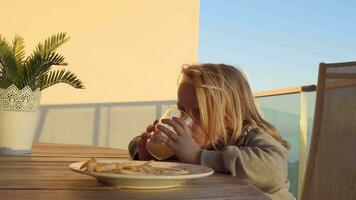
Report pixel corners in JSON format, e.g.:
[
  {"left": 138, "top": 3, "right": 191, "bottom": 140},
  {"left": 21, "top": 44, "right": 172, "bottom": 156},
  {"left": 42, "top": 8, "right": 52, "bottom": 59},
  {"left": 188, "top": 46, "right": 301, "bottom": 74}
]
[
  {"left": 255, "top": 85, "right": 316, "bottom": 199},
  {"left": 35, "top": 84, "right": 317, "bottom": 199}
]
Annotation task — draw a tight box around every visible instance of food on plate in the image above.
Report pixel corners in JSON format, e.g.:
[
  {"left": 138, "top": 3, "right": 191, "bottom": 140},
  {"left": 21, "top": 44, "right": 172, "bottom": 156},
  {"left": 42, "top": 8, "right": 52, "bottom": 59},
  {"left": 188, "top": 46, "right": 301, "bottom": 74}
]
[{"left": 80, "top": 158, "right": 189, "bottom": 176}]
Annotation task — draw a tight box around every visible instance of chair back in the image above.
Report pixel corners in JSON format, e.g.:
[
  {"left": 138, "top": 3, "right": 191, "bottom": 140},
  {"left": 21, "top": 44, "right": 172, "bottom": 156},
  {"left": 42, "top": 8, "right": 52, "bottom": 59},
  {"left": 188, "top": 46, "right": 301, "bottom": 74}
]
[{"left": 301, "top": 62, "right": 356, "bottom": 200}]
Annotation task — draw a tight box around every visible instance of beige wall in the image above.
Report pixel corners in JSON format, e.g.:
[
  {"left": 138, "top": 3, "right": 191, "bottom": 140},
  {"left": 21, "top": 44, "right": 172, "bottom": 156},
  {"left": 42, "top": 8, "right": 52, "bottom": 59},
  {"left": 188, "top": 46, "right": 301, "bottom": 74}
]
[{"left": 1, "top": 0, "right": 199, "bottom": 104}]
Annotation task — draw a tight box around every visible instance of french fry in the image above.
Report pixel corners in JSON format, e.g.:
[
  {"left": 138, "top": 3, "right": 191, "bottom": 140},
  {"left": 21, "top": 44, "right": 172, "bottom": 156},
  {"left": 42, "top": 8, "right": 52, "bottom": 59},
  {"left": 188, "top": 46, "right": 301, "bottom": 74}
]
[
  {"left": 141, "top": 166, "right": 153, "bottom": 174},
  {"left": 94, "top": 163, "right": 117, "bottom": 172},
  {"left": 80, "top": 161, "right": 88, "bottom": 169},
  {"left": 80, "top": 158, "right": 187, "bottom": 176},
  {"left": 82, "top": 158, "right": 98, "bottom": 172}
]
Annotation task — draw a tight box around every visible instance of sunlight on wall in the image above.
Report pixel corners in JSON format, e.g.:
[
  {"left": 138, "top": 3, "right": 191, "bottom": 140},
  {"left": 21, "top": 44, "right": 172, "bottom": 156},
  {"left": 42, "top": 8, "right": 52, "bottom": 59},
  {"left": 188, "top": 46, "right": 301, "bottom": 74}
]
[{"left": 1, "top": 0, "right": 199, "bottom": 104}]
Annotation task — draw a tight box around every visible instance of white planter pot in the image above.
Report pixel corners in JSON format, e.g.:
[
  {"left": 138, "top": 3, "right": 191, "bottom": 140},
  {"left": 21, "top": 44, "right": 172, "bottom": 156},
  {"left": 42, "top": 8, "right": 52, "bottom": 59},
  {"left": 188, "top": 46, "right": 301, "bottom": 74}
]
[
  {"left": 0, "top": 111, "right": 39, "bottom": 154},
  {"left": 0, "top": 85, "right": 41, "bottom": 155}
]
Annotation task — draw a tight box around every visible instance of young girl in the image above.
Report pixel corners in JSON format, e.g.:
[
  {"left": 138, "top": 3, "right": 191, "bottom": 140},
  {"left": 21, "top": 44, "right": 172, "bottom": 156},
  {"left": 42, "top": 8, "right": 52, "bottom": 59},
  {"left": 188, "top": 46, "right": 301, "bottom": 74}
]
[{"left": 128, "top": 63, "right": 294, "bottom": 200}]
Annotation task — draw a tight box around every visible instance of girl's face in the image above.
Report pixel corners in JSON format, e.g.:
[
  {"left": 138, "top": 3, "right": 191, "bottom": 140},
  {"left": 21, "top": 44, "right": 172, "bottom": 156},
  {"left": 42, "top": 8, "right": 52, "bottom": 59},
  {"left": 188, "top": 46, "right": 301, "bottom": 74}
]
[{"left": 177, "top": 79, "right": 210, "bottom": 148}]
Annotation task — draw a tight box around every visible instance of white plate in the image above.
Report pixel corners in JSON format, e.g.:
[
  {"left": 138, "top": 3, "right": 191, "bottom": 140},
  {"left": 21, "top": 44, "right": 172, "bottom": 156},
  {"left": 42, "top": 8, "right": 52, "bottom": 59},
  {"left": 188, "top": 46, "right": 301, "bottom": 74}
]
[{"left": 69, "top": 160, "right": 214, "bottom": 189}]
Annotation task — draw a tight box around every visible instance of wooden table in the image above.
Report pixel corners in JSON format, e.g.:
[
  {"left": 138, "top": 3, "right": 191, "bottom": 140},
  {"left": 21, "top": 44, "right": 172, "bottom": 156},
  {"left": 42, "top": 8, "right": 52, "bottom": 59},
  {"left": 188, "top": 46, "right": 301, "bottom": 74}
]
[{"left": 0, "top": 143, "right": 270, "bottom": 200}]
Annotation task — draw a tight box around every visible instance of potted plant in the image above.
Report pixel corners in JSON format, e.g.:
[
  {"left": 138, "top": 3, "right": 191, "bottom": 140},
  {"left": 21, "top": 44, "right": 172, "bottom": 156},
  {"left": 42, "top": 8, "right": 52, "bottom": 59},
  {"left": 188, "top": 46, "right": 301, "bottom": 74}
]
[{"left": 0, "top": 32, "right": 84, "bottom": 154}]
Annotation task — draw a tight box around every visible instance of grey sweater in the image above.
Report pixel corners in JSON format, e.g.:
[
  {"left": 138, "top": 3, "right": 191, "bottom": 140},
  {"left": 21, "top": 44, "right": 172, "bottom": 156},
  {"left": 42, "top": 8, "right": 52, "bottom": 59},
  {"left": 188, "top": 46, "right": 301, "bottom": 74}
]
[{"left": 128, "top": 129, "right": 294, "bottom": 200}]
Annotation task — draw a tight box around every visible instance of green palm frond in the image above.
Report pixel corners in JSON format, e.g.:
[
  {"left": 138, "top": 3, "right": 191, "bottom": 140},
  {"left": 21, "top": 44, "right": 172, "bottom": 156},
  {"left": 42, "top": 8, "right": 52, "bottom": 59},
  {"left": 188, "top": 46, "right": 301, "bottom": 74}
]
[
  {"left": 19, "top": 32, "right": 70, "bottom": 89},
  {"left": 39, "top": 69, "right": 84, "bottom": 90},
  {"left": 0, "top": 33, "right": 84, "bottom": 91},
  {"left": 0, "top": 65, "right": 5, "bottom": 88},
  {"left": 35, "top": 32, "right": 69, "bottom": 55},
  {"left": 12, "top": 35, "right": 26, "bottom": 67},
  {"left": 22, "top": 51, "right": 68, "bottom": 89},
  {"left": 0, "top": 34, "right": 19, "bottom": 87},
  {"left": 0, "top": 67, "right": 3, "bottom": 82}
]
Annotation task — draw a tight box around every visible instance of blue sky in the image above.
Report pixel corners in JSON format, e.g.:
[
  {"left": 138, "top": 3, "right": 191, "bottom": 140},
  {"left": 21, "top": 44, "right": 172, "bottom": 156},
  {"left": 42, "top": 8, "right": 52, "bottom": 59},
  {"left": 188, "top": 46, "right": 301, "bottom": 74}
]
[{"left": 198, "top": 0, "right": 356, "bottom": 92}]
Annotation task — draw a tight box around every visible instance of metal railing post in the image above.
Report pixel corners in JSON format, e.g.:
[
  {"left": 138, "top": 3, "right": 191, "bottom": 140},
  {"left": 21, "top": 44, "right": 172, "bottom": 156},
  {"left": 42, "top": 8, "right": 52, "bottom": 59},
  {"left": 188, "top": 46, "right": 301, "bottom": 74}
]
[{"left": 298, "top": 91, "right": 308, "bottom": 199}]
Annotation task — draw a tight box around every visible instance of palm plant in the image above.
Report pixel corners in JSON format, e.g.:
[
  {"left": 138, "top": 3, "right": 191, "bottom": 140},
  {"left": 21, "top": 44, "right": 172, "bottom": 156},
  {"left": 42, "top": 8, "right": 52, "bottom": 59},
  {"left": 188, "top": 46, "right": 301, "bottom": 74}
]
[{"left": 0, "top": 32, "right": 84, "bottom": 91}]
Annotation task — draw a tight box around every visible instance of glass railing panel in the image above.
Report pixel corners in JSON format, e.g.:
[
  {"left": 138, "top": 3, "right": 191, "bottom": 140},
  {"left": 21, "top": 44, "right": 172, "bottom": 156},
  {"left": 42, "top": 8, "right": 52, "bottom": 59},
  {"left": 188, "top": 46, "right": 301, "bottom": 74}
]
[
  {"left": 306, "top": 91, "right": 316, "bottom": 156},
  {"left": 102, "top": 105, "right": 158, "bottom": 148},
  {"left": 256, "top": 93, "right": 301, "bottom": 198},
  {"left": 36, "top": 102, "right": 177, "bottom": 149},
  {"left": 37, "top": 107, "right": 96, "bottom": 145}
]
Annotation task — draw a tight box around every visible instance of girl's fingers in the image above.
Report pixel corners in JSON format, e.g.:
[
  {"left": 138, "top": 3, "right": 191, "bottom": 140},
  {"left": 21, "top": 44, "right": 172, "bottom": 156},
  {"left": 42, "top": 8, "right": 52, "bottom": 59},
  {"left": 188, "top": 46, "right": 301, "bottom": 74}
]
[
  {"left": 153, "top": 119, "right": 159, "bottom": 125},
  {"left": 172, "top": 117, "right": 190, "bottom": 134},
  {"left": 146, "top": 119, "right": 159, "bottom": 132},
  {"left": 164, "top": 137, "right": 177, "bottom": 152},
  {"left": 140, "top": 131, "right": 152, "bottom": 141},
  {"left": 146, "top": 125, "right": 153, "bottom": 132},
  {"left": 156, "top": 124, "right": 179, "bottom": 142},
  {"left": 161, "top": 118, "right": 185, "bottom": 136}
]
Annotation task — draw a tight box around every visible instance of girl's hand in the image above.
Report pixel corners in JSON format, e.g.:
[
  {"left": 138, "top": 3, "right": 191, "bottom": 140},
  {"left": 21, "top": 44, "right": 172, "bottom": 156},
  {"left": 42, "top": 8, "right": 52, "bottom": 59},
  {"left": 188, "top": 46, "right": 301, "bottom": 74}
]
[
  {"left": 156, "top": 117, "right": 202, "bottom": 164},
  {"left": 138, "top": 119, "right": 159, "bottom": 160}
]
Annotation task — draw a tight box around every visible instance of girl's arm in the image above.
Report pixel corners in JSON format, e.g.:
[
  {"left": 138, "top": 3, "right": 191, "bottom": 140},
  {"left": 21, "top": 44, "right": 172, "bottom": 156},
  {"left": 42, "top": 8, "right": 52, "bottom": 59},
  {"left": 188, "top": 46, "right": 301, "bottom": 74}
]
[
  {"left": 156, "top": 118, "right": 289, "bottom": 193},
  {"left": 128, "top": 136, "right": 141, "bottom": 160},
  {"left": 201, "top": 130, "right": 289, "bottom": 193}
]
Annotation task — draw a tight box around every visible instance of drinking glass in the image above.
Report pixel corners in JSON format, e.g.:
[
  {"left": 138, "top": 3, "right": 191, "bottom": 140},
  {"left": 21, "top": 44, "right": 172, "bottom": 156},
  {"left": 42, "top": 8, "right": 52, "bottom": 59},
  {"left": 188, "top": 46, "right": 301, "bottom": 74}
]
[{"left": 146, "top": 107, "right": 193, "bottom": 160}]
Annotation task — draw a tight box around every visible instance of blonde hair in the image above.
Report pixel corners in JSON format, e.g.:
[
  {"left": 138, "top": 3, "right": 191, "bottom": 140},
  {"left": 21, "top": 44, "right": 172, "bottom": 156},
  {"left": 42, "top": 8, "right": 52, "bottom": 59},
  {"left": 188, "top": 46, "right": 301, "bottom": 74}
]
[{"left": 181, "top": 63, "right": 290, "bottom": 149}]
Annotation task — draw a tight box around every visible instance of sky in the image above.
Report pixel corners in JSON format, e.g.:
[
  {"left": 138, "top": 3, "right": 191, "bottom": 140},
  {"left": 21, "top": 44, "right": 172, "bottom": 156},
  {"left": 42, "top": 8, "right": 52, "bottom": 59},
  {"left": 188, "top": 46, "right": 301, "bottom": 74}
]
[{"left": 198, "top": 0, "right": 356, "bottom": 92}]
